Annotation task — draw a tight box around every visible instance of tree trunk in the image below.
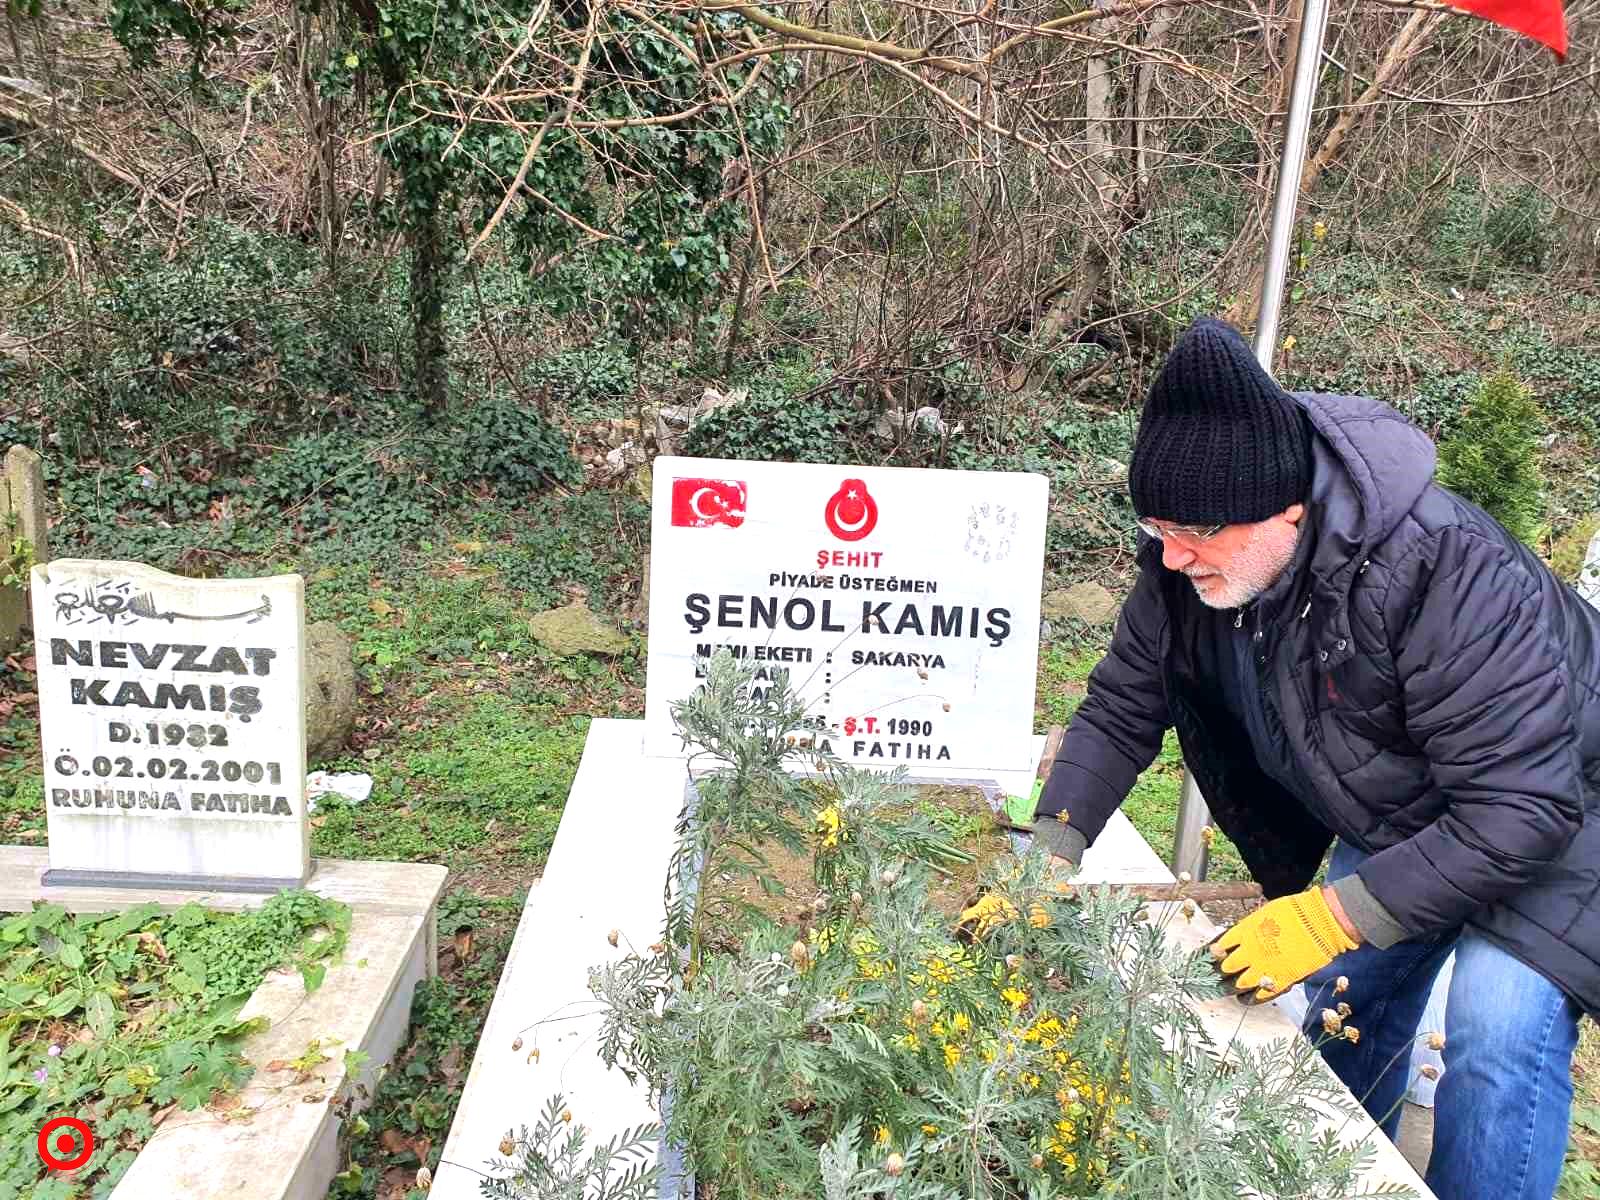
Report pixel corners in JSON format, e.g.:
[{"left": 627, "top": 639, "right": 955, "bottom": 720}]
[
  {"left": 1132, "top": 3, "right": 1176, "bottom": 202},
  {"left": 410, "top": 202, "right": 450, "bottom": 412},
  {"left": 1007, "top": 29, "right": 1118, "bottom": 396}
]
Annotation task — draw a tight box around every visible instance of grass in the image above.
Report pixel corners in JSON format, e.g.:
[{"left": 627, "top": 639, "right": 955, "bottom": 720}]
[{"left": 1561, "top": 1022, "right": 1600, "bottom": 1198}]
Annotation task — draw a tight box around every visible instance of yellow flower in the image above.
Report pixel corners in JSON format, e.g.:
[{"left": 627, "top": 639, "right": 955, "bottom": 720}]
[
  {"left": 1313, "top": 219, "right": 1328, "bottom": 241},
  {"left": 815, "top": 804, "right": 845, "bottom": 849},
  {"left": 943, "top": 1043, "right": 961, "bottom": 1068},
  {"left": 1001, "top": 986, "right": 1029, "bottom": 1009},
  {"left": 921, "top": 1123, "right": 939, "bottom": 1136},
  {"left": 950, "top": 1012, "right": 971, "bottom": 1036},
  {"left": 1282, "top": 335, "right": 1297, "bottom": 352},
  {"left": 926, "top": 957, "right": 956, "bottom": 985},
  {"left": 875, "top": 1125, "right": 891, "bottom": 1144}
]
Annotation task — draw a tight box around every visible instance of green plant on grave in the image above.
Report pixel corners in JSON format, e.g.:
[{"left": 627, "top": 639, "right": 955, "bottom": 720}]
[
  {"left": 482, "top": 1093, "right": 660, "bottom": 1200},
  {"left": 0, "top": 891, "right": 350, "bottom": 1199},
  {"left": 1435, "top": 367, "right": 1547, "bottom": 549},
  {"left": 485, "top": 652, "right": 1414, "bottom": 1200}
]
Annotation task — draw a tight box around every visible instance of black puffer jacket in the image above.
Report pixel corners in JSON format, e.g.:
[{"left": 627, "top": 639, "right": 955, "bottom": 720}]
[{"left": 1039, "top": 391, "right": 1600, "bottom": 1015}]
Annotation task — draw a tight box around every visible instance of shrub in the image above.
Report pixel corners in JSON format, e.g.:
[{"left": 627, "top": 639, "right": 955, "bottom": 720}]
[
  {"left": 1435, "top": 367, "right": 1546, "bottom": 548},
  {"left": 486, "top": 653, "right": 1417, "bottom": 1200}
]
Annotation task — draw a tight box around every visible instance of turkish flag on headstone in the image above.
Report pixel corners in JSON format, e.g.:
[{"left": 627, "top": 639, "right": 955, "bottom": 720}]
[{"left": 1447, "top": 0, "right": 1568, "bottom": 58}]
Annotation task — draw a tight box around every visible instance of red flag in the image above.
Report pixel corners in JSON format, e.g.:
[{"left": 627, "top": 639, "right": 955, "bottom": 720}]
[
  {"left": 670, "top": 478, "right": 747, "bottom": 528},
  {"left": 1446, "top": 0, "right": 1567, "bottom": 58}
]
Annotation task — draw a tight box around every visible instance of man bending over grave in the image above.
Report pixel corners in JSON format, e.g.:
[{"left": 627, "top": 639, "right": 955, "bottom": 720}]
[{"left": 1028, "top": 316, "right": 1600, "bottom": 1200}]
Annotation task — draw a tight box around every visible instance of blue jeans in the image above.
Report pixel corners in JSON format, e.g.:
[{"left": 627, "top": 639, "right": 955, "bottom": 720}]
[{"left": 1299, "top": 841, "right": 1583, "bottom": 1200}]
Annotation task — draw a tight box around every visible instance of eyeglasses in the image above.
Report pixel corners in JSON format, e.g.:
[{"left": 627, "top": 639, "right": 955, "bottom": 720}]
[{"left": 1136, "top": 518, "right": 1225, "bottom": 543}]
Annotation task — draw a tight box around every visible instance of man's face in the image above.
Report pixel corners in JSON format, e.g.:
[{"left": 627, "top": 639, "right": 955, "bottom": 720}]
[{"left": 1148, "top": 505, "right": 1304, "bottom": 609}]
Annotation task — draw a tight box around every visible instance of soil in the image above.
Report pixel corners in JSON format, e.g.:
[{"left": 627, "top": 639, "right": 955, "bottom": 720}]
[{"left": 703, "top": 784, "right": 1015, "bottom": 934}]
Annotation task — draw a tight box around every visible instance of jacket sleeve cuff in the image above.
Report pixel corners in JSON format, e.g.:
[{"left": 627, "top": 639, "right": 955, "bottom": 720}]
[
  {"left": 1331, "top": 873, "right": 1409, "bottom": 950},
  {"left": 1030, "top": 819, "right": 1088, "bottom": 867}
]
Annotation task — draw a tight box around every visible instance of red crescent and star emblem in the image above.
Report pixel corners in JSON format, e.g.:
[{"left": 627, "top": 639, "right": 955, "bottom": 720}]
[
  {"left": 670, "top": 478, "right": 747, "bottom": 528},
  {"left": 825, "top": 479, "right": 878, "bottom": 541}
]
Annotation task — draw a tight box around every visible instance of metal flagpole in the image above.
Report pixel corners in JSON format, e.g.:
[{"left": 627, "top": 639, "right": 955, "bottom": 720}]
[{"left": 1171, "top": 0, "right": 1333, "bottom": 881}]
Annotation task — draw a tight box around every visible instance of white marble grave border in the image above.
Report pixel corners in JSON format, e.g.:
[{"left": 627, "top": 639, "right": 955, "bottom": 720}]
[
  {"left": 432, "top": 718, "right": 1434, "bottom": 1200},
  {"left": 0, "top": 849, "right": 447, "bottom": 1200}
]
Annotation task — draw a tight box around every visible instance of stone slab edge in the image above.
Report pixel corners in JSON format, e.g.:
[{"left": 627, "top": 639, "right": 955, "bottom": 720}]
[{"left": 0, "top": 848, "right": 447, "bottom": 1200}]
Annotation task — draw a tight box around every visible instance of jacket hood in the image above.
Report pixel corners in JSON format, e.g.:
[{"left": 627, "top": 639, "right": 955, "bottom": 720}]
[{"left": 1294, "top": 392, "right": 1437, "bottom": 669}]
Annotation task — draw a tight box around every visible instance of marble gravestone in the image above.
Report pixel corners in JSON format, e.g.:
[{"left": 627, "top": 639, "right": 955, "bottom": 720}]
[
  {"left": 643, "top": 456, "right": 1049, "bottom": 778},
  {"left": 29, "top": 559, "right": 310, "bottom": 891}
]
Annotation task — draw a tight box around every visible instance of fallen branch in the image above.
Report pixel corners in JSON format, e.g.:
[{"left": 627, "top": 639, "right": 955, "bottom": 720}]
[
  {"left": 0, "top": 196, "right": 83, "bottom": 280},
  {"left": 0, "top": 96, "right": 183, "bottom": 218}
]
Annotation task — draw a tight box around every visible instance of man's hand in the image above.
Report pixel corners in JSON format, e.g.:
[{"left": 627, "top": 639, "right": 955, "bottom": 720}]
[{"left": 1209, "top": 886, "right": 1360, "bottom": 1003}]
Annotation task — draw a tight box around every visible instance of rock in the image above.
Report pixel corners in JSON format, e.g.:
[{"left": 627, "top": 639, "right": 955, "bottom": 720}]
[
  {"left": 304, "top": 620, "right": 359, "bottom": 762},
  {"left": 528, "top": 602, "right": 629, "bottom": 657},
  {"left": 1578, "top": 530, "right": 1600, "bottom": 611},
  {"left": 873, "top": 407, "right": 907, "bottom": 441},
  {"left": 655, "top": 404, "right": 694, "bottom": 456},
  {"left": 1042, "top": 581, "right": 1119, "bottom": 626},
  {"left": 593, "top": 440, "right": 648, "bottom": 483},
  {"left": 873, "top": 406, "right": 956, "bottom": 442},
  {"left": 697, "top": 386, "right": 747, "bottom": 418}
]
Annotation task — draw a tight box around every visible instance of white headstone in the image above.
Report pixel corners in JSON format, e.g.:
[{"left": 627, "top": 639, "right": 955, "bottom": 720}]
[
  {"left": 643, "top": 456, "right": 1048, "bottom": 777},
  {"left": 29, "top": 559, "right": 309, "bottom": 890},
  {"left": 1578, "top": 530, "right": 1600, "bottom": 611}
]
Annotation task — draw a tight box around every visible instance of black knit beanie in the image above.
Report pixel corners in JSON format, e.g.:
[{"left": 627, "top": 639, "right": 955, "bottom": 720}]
[{"left": 1128, "top": 316, "right": 1310, "bottom": 526}]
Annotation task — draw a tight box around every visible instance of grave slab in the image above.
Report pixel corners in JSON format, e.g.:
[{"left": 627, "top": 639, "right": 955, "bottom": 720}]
[
  {"left": 0, "top": 847, "right": 446, "bottom": 1200},
  {"left": 432, "top": 719, "right": 1433, "bottom": 1199}
]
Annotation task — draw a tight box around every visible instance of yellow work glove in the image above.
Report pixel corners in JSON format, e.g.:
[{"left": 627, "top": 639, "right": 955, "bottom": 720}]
[
  {"left": 957, "top": 893, "right": 1050, "bottom": 939},
  {"left": 1209, "top": 888, "right": 1358, "bottom": 1003}
]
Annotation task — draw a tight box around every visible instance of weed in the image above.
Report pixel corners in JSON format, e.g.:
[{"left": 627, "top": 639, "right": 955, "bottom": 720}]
[{"left": 1, "top": 892, "right": 348, "bottom": 1198}]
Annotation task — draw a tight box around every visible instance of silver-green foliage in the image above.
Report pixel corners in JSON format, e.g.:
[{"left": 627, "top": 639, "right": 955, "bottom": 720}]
[
  {"left": 500, "top": 651, "right": 1416, "bottom": 1199},
  {"left": 481, "top": 1093, "right": 658, "bottom": 1200}
]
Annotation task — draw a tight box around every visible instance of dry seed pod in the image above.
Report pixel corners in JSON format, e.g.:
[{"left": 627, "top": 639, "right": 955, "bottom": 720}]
[
  {"left": 650, "top": 942, "right": 665, "bottom": 955},
  {"left": 812, "top": 896, "right": 828, "bottom": 914},
  {"left": 790, "top": 940, "right": 810, "bottom": 966},
  {"left": 1005, "top": 954, "right": 1023, "bottom": 972},
  {"left": 416, "top": 1167, "right": 433, "bottom": 1190},
  {"left": 561, "top": 1109, "right": 573, "bottom": 1123},
  {"left": 1428, "top": 1031, "right": 1446, "bottom": 1051},
  {"left": 1420, "top": 1064, "right": 1440, "bottom": 1080},
  {"left": 1031, "top": 1154, "right": 1045, "bottom": 1170},
  {"left": 511, "top": 1036, "right": 523, "bottom": 1052},
  {"left": 880, "top": 869, "right": 899, "bottom": 886},
  {"left": 607, "top": 929, "right": 619, "bottom": 947},
  {"left": 1334, "top": 975, "right": 1350, "bottom": 994},
  {"left": 851, "top": 891, "right": 863, "bottom": 906},
  {"left": 499, "top": 1136, "right": 516, "bottom": 1156},
  {"left": 885, "top": 1152, "right": 905, "bottom": 1177},
  {"left": 910, "top": 999, "right": 929, "bottom": 1023},
  {"left": 1343, "top": 1026, "right": 1361, "bottom": 1044},
  {"left": 1336, "top": 1002, "right": 1352, "bottom": 1018}
]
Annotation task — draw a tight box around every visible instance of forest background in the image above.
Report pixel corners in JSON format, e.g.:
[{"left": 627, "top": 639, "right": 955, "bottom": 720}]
[{"left": 1, "top": 0, "right": 1598, "bottom": 1194}]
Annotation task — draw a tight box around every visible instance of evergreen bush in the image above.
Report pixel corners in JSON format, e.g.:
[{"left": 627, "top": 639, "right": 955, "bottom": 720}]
[{"left": 1435, "top": 368, "right": 1547, "bottom": 548}]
